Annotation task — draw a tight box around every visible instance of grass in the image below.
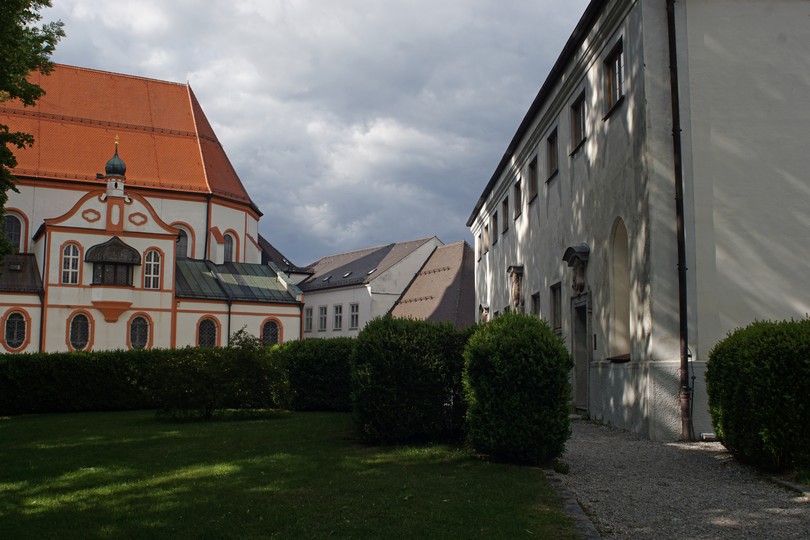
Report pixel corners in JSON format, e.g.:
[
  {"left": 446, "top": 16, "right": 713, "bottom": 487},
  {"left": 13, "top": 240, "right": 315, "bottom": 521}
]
[{"left": 0, "top": 411, "right": 576, "bottom": 539}]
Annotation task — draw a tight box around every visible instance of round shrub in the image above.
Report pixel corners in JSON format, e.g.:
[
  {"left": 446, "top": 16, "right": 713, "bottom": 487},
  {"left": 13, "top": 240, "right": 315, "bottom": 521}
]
[
  {"left": 463, "top": 312, "right": 572, "bottom": 464},
  {"left": 706, "top": 319, "right": 810, "bottom": 471},
  {"left": 351, "top": 316, "right": 467, "bottom": 444},
  {"left": 277, "top": 337, "right": 355, "bottom": 411}
]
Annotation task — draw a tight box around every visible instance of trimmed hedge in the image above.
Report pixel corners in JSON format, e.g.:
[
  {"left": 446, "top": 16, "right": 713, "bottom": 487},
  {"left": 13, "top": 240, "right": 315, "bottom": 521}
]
[
  {"left": 276, "top": 337, "right": 355, "bottom": 411},
  {"left": 0, "top": 332, "right": 290, "bottom": 418},
  {"left": 0, "top": 349, "right": 159, "bottom": 415},
  {"left": 706, "top": 319, "right": 810, "bottom": 471},
  {"left": 351, "top": 316, "right": 468, "bottom": 444},
  {"left": 463, "top": 312, "right": 572, "bottom": 464}
]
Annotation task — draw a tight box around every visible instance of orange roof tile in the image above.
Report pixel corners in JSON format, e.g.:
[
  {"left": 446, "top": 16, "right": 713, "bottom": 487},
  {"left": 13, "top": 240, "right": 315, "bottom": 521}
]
[{"left": 0, "top": 65, "right": 257, "bottom": 210}]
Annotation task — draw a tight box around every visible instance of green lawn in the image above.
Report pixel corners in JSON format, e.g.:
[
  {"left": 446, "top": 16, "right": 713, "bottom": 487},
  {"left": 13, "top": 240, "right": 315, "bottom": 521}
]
[{"left": 0, "top": 411, "right": 576, "bottom": 539}]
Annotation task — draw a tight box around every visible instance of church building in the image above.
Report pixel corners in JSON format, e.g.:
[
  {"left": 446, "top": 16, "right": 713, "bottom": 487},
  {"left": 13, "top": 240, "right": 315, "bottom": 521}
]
[{"left": 0, "top": 65, "right": 303, "bottom": 352}]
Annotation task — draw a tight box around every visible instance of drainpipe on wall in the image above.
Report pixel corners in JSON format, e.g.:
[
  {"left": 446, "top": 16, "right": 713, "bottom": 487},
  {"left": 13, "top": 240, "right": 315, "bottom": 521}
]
[
  {"left": 204, "top": 194, "right": 212, "bottom": 260},
  {"left": 226, "top": 299, "right": 232, "bottom": 346},
  {"left": 666, "top": 0, "right": 694, "bottom": 441}
]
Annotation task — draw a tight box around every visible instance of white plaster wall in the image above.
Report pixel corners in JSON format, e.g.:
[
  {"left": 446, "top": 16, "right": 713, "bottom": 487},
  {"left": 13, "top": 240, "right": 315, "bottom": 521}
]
[
  {"left": 302, "top": 285, "right": 373, "bottom": 339},
  {"left": 681, "top": 0, "right": 810, "bottom": 359},
  {"left": 470, "top": 0, "right": 715, "bottom": 440},
  {"left": 143, "top": 195, "right": 208, "bottom": 259}
]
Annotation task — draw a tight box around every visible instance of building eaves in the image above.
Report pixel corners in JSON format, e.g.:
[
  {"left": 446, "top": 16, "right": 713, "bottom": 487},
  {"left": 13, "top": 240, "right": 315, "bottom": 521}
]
[{"left": 466, "top": 0, "right": 608, "bottom": 226}]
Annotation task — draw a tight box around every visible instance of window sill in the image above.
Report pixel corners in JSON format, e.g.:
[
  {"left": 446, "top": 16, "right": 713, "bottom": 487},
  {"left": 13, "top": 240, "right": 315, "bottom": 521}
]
[
  {"left": 546, "top": 169, "right": 558, "bottom": 183},
  {"left": 606, "top": 353, "right": 631, "bottom": 363},
  {"left": 569, "top": 137, "right": 587, "bottom": 157},
  {"left": 528, "top": 193, "right": 538, "bottom": 205},
  {"left": 602, "top": 95, "right": 625, "bottom": 122}
]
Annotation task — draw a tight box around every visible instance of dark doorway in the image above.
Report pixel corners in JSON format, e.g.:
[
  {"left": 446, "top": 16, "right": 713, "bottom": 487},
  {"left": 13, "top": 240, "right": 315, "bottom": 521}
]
[{"left": 573, "top": 300, "right": 589, "bottom": 412}]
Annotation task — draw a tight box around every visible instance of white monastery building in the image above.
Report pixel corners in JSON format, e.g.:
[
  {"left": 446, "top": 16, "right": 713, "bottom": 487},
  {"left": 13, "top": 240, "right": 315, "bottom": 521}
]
[
  {"left": 0, "top": 65, "right": 303, "bottom": 353},
  {"left": 467, "top": 0, "right": 810, "bottom": 440}
]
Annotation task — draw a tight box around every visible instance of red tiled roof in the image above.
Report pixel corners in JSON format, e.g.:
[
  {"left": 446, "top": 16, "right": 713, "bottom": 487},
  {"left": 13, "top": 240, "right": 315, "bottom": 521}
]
[{"left": 0, "top": 65, "right": 257, "bottom": 209}]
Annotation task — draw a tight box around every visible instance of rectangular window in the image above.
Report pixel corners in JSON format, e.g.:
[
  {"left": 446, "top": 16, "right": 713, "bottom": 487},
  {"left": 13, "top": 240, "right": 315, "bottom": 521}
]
[
  {"left": 491, "top": 212, "right": 498, "bottom": 245},
  {"left": 501, "top": 198, "right": 509, "bottom": 233},
  {"left": 551, "top": 282, "right": 562, "bottom": 335},
  {"left": 350, "top": 303, "right": 359, "bottom": 329},
  {"left": 513, "top": 180, "right": 522, "bottom": 220},
  {"left": 144, "top": 250, "right": 161, "bottom": 289},
  {"left": 528, "top": 157, "right": 538, "bottom": 203},
  {"left": 483, "top": 224, "right": 490, "bottom": 253},
  {"left": 547, "top": 128, "right": 558, "bottom": 179},
  {"left": 304, "top": 307, "right": 313, "bottom": 332},
  {"left": 61, "top": 244, "right": 80, "bottom": 285},
  {"left": 531, "top": 292, "right": 540, "bottom": 317},
  {"left": 571, "top": 93, "right": 586, "bottom": 152},
  {"left": 477, "top": 233, "right": 483, "bottom": 260},
  {"left": 318, "top": 306, "right": 327, "bottom": 332},
  {"left": 605, "top": 39, "right": 624, "bottom": 115},
  {"left": 333, "top": 304, "right": 343, "bottom": 330}
]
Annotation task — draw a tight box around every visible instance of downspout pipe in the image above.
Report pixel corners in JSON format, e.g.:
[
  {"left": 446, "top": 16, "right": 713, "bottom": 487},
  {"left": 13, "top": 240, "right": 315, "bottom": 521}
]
[
  {"left": 666, "top": 0, "right": 694, "bottom": 441},
  {"left": 204, "top": 194, "right": 212, "bottom": 260}
]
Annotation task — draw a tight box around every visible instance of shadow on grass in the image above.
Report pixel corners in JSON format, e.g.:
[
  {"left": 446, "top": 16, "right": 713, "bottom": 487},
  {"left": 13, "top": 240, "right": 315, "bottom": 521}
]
[{"left": 0, "top": 411, "right": 576, "bottom": 539}]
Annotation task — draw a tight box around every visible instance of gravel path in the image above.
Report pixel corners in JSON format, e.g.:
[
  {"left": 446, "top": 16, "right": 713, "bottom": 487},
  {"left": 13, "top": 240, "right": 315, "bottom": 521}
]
[{"left": 548, "top": 420, "right": 809, "bottom": 539}]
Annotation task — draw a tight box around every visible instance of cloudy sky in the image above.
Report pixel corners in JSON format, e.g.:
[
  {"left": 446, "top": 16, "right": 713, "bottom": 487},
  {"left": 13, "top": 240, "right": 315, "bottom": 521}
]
[{"left": 42, "top": 0, "right": 589, "bottom": 265}]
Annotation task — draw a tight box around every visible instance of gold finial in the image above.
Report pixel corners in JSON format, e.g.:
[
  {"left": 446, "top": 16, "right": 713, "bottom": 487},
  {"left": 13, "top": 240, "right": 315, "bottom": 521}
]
[{"left": 115, "top": 135, "right": 119, "bottom": 152}]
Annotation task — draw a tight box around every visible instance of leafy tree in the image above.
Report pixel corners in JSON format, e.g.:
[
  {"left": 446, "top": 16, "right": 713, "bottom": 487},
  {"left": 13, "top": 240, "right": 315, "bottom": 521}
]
[{"left": 0, "top": 1, "right": 63, "bottom": 254}]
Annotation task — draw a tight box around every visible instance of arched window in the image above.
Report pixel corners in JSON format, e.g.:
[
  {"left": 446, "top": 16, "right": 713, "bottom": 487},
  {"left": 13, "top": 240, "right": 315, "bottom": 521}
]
[
  {"left": 130, "top": 316, "right": 149, "bottom": 350},
  {"left": 3, "top": 215, "right": 21, "bottom": 253},
  {"left": 198, "top": 317, "right": 218, "bottom": 348},
  {"left": 177, "top": 229, "right": 189, "bottom": 259},
  {"left": 261, "top": 320, "right": 280, "bottom": 346},
  {"left": 224, "top": 234, "right": 234, "bottom": 262},
  {"left": 61, "top": 243, "right": 81, "bottom": 284},
  {"left": 610, "top": 219, "right": 630, "bottom": 359},
  {"left": 5, "top": 312, "right": 26, "bottom": 349},
  {"left": 69, "top": 313, "right": 91, "bottom": 351},
  {"left": 144, "top": 250, "right": 161, "bottom": 289}
]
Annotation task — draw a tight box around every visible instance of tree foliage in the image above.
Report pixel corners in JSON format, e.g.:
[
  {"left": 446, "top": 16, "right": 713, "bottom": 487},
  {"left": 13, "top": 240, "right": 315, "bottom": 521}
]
[{"left": 0, "top": 1, "right": 63, "bottom": 254}]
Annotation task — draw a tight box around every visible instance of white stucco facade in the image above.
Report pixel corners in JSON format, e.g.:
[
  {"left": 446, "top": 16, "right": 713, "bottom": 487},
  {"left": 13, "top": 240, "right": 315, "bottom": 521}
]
[{"left": 468, "top": 0, "right": 810, "bottom": 440}]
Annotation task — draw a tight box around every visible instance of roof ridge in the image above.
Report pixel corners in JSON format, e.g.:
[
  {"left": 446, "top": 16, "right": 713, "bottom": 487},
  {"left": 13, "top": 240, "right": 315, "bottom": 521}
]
[
  {"left": 54, "top": 63, "right": 189, "bottom": 88},
  {"left": 310, "top": 236, "right": 436, "bottom": 265},
  {"left": 186, "top": 85, "right": 213, "bottom": 195}
]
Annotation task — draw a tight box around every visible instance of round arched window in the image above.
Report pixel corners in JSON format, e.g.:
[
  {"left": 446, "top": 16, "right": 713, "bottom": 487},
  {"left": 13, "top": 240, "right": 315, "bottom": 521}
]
[
  {"left": 130, "top": 316, "right": 149, "bottom": 350},
  {"left": 69, "top": 314, "right": 90, "bottom": 351},
  {"left": 5, "top": 312, "right": 26, "bottom": 349},
  {"left": 198, "top": 318, "right": 217, "bottom": 348},
  {"left": 261, "top": 320, "right": 279, "bottom": 346}
]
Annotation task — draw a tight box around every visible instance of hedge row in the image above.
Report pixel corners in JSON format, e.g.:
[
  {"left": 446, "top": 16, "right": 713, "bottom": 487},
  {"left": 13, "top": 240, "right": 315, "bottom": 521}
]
[
  {"left": 706, "top": 319, "right": 810, "bottom": 471},
  {"left": 277, "top": 337, "right": 355, "bottom": 412},
  {"left": 0, "top": 331, "right": 290, "bottom": 418}
]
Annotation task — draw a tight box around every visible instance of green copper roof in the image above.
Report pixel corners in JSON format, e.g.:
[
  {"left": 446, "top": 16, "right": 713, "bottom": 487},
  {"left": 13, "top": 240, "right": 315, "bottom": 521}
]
[{"left": 175, "top": 259, "right": 300, "bottom": 304}]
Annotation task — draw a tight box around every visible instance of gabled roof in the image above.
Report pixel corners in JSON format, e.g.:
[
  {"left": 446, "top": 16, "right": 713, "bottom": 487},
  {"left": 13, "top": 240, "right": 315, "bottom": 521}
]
[
  {"left": 300, "top": 237, "right": 438, "bottom": 292},
  {"left": 0, "top": 254, "right": 43, "bottom": 293},
  {"left": 0, "top": 64, "right": 258, "bottom": 212},
  {"left": 175, "top": 259, "right": 301, "bottom": 304},
  {"left": 390, "top": 241, "right": 475, "bottom": 329},
  {"left": 258, "top": 234, "right": 310, "bottom": 275}
]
